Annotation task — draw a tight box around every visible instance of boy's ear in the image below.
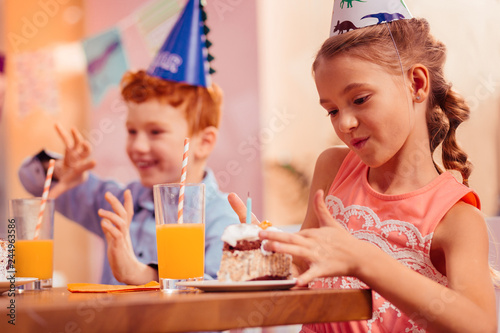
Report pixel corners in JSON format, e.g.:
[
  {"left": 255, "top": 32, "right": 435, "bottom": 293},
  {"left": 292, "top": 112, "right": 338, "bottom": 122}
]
[
  {"left": 193, "top": 126, "right": 218, "bottom": 160},
  {"left": 409, "top": 64, "right": 430, "bottom": 103}
]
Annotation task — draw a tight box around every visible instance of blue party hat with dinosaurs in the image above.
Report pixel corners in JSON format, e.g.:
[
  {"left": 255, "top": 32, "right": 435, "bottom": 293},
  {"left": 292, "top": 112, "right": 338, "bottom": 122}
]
[
  {"left": 330, "top": 0, "right": 412, "bottom": 36},
  {"left": 147, "top": 0, "right": 214, "bottom": 87}
]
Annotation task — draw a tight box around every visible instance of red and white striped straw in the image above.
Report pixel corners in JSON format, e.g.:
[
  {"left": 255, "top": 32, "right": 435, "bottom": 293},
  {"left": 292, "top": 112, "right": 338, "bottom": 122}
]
[
  {"left": 178, "top": 138, "right": 190, "bottom": 224},
  {"left": 34, "top": 159, "right": 55, "bottom": 240}
]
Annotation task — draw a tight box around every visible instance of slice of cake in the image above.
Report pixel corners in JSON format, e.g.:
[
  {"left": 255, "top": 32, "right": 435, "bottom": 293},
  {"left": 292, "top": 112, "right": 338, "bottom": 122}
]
[{"left": 217, "top": 222, "right": 292, "bottom": 282}]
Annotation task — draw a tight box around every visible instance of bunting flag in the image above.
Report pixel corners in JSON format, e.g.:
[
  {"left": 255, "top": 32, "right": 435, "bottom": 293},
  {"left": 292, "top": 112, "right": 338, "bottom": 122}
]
[
  {"left": 82, "top": 28, "right": 129, "bottom": 106},
  {"left": 10, "top": 0, "right": 185, "bottom": 115},
  {"left": 14, "top": 49, "right": 59, "bottom": 117},
  {"left": 135, "top": 0, "right": 184, "bottom": 56}
]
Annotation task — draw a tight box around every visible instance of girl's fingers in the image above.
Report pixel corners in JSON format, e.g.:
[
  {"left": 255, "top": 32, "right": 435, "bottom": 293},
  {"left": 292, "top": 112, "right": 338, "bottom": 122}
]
[
  {"left": 227, "top": 192, "right": 259, "bottom": 224},
  {"left": 260, "top": 230, "right": 307, "bottom": 246},
  {"left": 297, "top": 266, "right": 324, "bottom": 286},
  {"left": 227, "top": 192, "right": 247, "bottom": 223},
  {"left": 264, "top": 241, "right": 312, "bottom": 261},
  {"left": 313, "top": 190, "right": 337, "bottom": 228},
  {"left": 296, "top": 228, "right": 330, "bottom": 239},
  {"left": 259, "top": 230, "right": 314, "bottom": 258}
]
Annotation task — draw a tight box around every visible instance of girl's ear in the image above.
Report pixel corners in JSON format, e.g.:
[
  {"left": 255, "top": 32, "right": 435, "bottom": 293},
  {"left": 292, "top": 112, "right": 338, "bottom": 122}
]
[
  {"left": 192, "top": 126, "right": 218, "bottom": 160},
  {"left": 409, "top": 64, "right": 430, "bottom": 103}
]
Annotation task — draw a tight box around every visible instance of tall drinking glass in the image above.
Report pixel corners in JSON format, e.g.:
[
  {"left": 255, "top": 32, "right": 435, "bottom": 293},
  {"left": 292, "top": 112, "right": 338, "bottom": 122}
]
[
  {"left": 153, "top": 183, "right": 205, "bottom": 292},
  {"left": 9, "top": 198, "right": 55, "bottom": 290}
]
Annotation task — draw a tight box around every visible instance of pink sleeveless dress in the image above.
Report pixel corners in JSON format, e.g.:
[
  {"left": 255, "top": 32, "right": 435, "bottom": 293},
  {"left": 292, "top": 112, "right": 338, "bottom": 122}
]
[{"left": 301, "top": 151, "right": 479, "bottom": 333}]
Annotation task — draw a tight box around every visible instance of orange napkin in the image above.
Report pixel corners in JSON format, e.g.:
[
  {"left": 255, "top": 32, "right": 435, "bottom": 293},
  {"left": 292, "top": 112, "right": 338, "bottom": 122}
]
[{"left": 67, "top": 281, "right": 160, "bottom": 293}]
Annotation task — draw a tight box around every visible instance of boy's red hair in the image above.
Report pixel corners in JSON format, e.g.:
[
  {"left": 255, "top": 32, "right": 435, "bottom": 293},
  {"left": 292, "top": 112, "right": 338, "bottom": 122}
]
[{"left": 121, "top": 70, "right": 223, "bottom": 135}]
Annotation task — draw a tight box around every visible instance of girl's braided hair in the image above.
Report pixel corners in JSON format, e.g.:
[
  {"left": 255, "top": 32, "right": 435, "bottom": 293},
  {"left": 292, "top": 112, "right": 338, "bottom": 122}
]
[{"left": 313, "top": 18, "right": 472, "bottom": 186}]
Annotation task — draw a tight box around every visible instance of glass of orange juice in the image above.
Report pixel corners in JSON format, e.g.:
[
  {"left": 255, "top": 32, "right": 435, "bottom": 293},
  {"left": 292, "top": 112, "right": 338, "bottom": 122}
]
[
  {"left": 153, "top": 183, "right": 205, "bottom": 292},
  {"left": 9, "top": 198, "right": 55, "bottom": 290}
]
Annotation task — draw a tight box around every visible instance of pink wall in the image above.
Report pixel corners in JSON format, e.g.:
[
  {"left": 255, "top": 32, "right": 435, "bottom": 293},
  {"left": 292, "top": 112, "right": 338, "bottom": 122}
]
[{"left": 83, "top": 0, "right": 263, "bottom": 215}]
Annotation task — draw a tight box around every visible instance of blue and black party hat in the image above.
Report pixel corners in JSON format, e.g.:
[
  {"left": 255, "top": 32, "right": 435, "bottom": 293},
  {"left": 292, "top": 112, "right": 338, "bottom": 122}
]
[{"left": 147, "top": 0, "right": 214, "bottom": 87}]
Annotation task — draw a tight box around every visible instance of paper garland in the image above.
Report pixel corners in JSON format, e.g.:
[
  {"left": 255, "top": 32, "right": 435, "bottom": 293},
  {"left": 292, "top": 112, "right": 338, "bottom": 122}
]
[
  {"left": 11, "top": 0, "right": 184, "bottom": 117},
  {"left": 13, "top": 49, "right": 59, "bottom": 117},
  {"left": 82, "top": 28, "right": 129, "bottom": 106}
]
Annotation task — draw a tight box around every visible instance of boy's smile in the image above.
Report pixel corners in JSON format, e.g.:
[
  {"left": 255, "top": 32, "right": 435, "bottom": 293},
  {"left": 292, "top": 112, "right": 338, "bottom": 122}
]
[{"left": 125, "top": 100, "right": 190, "bottom": 188}]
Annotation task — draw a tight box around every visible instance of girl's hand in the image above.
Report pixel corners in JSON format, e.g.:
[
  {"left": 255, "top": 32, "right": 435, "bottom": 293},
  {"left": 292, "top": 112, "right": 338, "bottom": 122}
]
[
  {"left": 49, "top": 123, "right": 96, "bottom": 198},
  {"left": 227, "top": 192, "right": 260, "bottom": 225},
  {"left": 99, "top": 190, "right": 144, "bottom": 284},
  {"left": 259, "top": 189, "right": 364, "bottom": 286}
]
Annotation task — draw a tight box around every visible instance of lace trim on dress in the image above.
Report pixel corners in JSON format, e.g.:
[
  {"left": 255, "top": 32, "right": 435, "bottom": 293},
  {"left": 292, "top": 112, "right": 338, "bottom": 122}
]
[{"left": 308, "top": 195, "right": 448, "bottom": 332}]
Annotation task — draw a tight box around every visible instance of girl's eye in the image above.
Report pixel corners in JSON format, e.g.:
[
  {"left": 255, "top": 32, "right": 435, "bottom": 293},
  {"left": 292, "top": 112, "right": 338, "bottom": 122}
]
[
  {"left": 127, "top": 129, "right": 137, "bottom": 135},
  {"left": 354, "top": 95, "right": 369, "bottom": 105}
]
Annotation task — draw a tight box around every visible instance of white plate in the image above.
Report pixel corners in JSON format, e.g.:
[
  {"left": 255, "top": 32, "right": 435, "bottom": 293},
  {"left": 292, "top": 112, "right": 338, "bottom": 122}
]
[
  {"left": 176, "top": 279, "right": 297, "bottom": 292},
  {"left": 0, "top": 278, "right": 38, "bottom": 293}
]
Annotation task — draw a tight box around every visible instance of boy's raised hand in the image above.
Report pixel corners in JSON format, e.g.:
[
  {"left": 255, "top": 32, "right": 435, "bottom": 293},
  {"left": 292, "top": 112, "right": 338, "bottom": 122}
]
[
  {"left": 98, "top": 190, "right": 157, "bottom": 285},
  {"left": 227, "top": 192, "right": 260, "bottom": 225},
  {"left": 49, "top": 123, "right": 96, "bottom": 198}
]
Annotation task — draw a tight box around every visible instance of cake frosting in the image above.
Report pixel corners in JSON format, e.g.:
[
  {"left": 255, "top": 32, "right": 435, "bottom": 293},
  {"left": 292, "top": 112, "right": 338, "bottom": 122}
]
[
  {"left": 221, "top": 223, "right": 261, "bottom": 245},
  {"left": 220, "top": 223, "right": 280, "bottom": 255},
  {"left": 217, "top": 222, "right": 292, "bottom": 282}
]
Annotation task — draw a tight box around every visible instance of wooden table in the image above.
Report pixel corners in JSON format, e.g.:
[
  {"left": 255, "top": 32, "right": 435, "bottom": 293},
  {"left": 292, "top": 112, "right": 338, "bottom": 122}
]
[{"left": 0, "top": 287, "right": 372, "bottom": 332}]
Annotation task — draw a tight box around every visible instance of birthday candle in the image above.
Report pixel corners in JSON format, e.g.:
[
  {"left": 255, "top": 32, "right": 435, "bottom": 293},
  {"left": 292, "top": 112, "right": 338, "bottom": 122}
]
[{"left": 246, "top": 193, "right": 252, "bottom": 224}]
